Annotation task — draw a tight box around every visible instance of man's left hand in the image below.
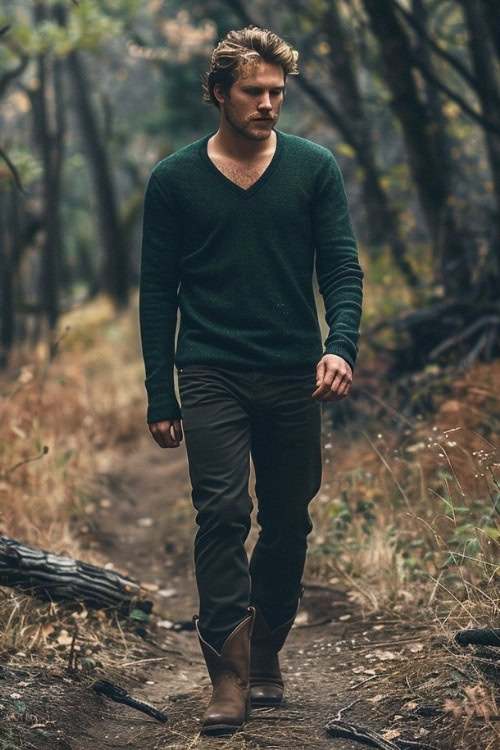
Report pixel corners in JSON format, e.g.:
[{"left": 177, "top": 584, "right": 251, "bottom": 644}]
[{"left": 313, "top": 354, "right": 352, "bottom": 401}]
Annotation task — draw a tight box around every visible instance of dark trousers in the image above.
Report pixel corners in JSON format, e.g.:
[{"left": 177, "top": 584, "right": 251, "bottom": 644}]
[{"left": 178, "top": 365, "right": 322, "bottom": 646}]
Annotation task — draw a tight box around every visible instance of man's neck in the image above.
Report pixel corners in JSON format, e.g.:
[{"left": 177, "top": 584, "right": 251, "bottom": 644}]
[{"left": 210, "top": 124, "right": 276, "bottom": 161}]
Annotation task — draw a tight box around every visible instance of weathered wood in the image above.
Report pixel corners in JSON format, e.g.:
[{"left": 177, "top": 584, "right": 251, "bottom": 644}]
[
  {"left": 0, "top": 535, "right": 150, "bottom": 612},
  {"left": 455, "top": 628, "right": 500, "bottom": 647}
]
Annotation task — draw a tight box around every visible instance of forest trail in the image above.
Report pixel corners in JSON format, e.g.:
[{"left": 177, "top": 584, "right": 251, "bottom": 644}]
[{"left": 44, "top": 435, "right": 433, "bottom": 750}]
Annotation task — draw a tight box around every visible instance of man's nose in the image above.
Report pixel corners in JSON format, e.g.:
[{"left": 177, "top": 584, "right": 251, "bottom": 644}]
[{"left": 258, "top": 94, "right": 272, "bottom": 110}]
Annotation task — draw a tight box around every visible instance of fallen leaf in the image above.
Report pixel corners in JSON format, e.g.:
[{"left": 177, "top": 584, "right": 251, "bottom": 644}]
[
  {"left": 18, "top": 367, "right": 33, "bottom": 384},
  {"left": 142, "top": 582, "right": 159, "bottom": 592},
  {"left": 367, "top": 694, "right": 384, "bottom": 704},
  {"left": 158, "top": 588, "right": 177, "bottom": 598},
  {"left": 408, "top": 642, "right": 424, "bottom": 653},
  {"left": 383, "top": 729, "right": 400, "bottom": 740},
  {"left": 129, "top": 608, "right": 149, "bottom": 622},
  {"left": 373, "top": 649, "right": 397, "bottom": 661},
  {"left": 57, "top": 630, "right": 74, "bottom": 646},
  {"left": 404, "top": 701, "right": 418, "bottom": 710},
  {"left": 443, "top": 699, "right": 462, "bottom": 719}
]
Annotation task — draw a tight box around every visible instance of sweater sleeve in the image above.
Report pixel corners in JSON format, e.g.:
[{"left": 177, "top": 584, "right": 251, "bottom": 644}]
[
  {"left": 312, "top": 151, "right": 364, "bottom": 371},
  {"left": 139, "top": 170, "right": 182, "bottom": 423}
]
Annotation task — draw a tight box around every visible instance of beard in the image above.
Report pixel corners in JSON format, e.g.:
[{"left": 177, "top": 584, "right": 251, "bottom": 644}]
[{"left": 223, "top": 101, "right": 278, "bottom": 141}]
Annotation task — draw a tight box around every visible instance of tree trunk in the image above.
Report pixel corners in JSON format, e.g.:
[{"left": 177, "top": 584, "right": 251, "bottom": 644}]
[
  {"left": 323, "top": 0, "right": 419, "bottom": 288},
  {"left": 461, "top": 1, "right": 500, "bottom": 216},
  {"left": 460, "top": 0, "right": 500, "bottom": 293},
  {"left": 362, "top": 0, "right": 471, "bottom": 298},
  {"left": 59, "top": 0, "right": 128, "bottom": 313},
  {"left": 0, "top": 186, "right": 15, "bottom": 369},
  {"left": 480, "top": 0, "right": 500, "bottom": 58},
  {"left": 29, "top": 1, "right": 66, "bottom": 331}
]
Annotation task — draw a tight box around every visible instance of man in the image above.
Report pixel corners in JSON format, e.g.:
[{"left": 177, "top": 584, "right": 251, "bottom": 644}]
[{"left": 139, "top": 26, "right": 363, "bottom": 736}]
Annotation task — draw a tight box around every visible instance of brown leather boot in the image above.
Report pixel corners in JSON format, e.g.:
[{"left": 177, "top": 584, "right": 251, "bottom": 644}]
[
  {"left": 194, "top": 607, "right": 255, "bottom": 736},
  {"left": 250, "top": 590, "right": 304, "bottom": 707}
]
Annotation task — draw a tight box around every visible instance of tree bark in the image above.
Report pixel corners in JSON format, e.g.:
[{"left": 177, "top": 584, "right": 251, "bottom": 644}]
[
  {"left": 323, "top": 0, "right": 419, "bottom": 287},
  {"left": 480, "top": 0, "right": 500, "bottom": 59},
  {"left": 0, "top": 535, "right": 148, "bottom": 612},
  {"left": 0, "top": 186, "right": 15, "bottom": 369},
  {"left": 29, "top": 1, "right": 66, "bottom": 331},
  {"left": 362, "top": 0, "right": 471, "bottom": 297},
  {"left": 460, "top": 1, "right": 500, "bottom": 214},
  {"left": 460, "top": 0, "right": 500, "bottom": 292},
  {"left": 59, "top": 0, "right": 129, "bottom": 312}
]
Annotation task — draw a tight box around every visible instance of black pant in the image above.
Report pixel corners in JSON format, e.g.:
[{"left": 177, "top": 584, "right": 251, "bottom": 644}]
[{"left": 178, "top": 365, "right": 322, "bottom": 646}]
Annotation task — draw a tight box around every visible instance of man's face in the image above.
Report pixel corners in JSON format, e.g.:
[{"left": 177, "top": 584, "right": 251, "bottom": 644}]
[{"left": 215, "top": 61, "right": 285, "bottom": 141}]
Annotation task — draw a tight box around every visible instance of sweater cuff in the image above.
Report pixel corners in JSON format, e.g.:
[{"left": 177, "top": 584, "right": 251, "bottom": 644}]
[{"left": 147, "top": 400, "right": 182, "bottom": 424}]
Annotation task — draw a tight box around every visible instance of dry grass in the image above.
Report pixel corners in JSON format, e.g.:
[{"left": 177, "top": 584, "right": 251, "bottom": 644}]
[
  {"left": 306, "top": 362, "right": 499, "bottom": 750},
  {"left": 308, "top": 362, "right": 499, "bottom": 609},
  {"left": 0, "top": 293, "right": 149, "bottom": 662},
  {"left": 0, "top": 292, "right": 145, "bottom": 554}
]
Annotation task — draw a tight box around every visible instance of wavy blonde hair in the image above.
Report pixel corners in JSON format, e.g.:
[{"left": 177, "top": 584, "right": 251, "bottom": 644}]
[{"left": 202, "top": 26, "right": 299, "bottom": 108}]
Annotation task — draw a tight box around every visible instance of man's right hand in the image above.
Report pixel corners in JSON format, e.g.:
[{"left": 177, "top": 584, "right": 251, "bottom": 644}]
[{"left": 148, "top": 419, "right": 183, "bottom": 448}]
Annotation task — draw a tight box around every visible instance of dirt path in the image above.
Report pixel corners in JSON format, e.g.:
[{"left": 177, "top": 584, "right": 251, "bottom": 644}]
[
  {"left": 1, "top": 437, "right": 435, "bottom": 750},
  {"left": 67, "top": 437, "right": 431, "bottom": 750}
]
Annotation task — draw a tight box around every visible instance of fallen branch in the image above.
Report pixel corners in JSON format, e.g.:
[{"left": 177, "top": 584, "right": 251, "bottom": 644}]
[
  {"left": 325, "top": 718, "right": 437, "bottom": 749},
  {"left": 326, "top": 699, "right": 438, "bottom": 749},
  {"left": 93, "top": 679, "right": 168, "bottom": 723},
  {"left": 455, "top": 628, "right": 500, "bottom": 647},
  {"left": 0, "top": 535, "right": 151, "bottom": 613},
  {"left": 428, "top": 315, "right": 500, "bottom": 359}
]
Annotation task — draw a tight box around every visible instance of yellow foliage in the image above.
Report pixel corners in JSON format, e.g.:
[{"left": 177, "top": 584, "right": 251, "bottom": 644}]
[{"left": 442, "top": 102, "right": 460, "bottom": 119}]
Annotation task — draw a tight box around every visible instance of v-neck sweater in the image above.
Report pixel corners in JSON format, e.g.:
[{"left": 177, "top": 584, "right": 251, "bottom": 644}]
[{"left": 139, "top": 130, "right": 364, "bottom": 423}]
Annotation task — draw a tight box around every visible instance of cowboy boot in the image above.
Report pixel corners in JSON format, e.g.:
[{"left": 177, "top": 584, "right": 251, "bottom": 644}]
[
  {"left": 250, "top": 589, "right": 304, "bottom": 706},
  {"left": 194, "top": 606, "right": 255, "bottom": 736}
]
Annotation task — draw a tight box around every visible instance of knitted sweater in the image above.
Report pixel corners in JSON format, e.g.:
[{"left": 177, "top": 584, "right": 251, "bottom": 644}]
[{"left": 139, "top": 130, "right": 363, "bottom": 423}]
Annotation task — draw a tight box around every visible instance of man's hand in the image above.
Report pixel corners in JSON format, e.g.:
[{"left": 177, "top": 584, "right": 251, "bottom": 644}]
[
  {"left": 313, "top": 354, "right": 352, "bottom": 402},
  {"left": 148, "top": 419, "right": 183, "bottom": 448}
]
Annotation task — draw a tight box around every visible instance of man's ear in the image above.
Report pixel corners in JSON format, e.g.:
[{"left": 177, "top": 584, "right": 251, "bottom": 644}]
[{"left": 213, "top": 83, "right": 225, "bottom": 105}]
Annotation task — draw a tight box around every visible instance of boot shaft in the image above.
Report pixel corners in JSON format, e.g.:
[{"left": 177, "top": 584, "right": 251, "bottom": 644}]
[{"left": 194, "top": 607, "right": 255, "bottom": 686}]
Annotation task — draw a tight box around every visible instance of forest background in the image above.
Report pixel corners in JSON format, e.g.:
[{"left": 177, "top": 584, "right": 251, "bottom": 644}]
[{"left": 0, "top": 2, "right": 499, "bottom": 749}]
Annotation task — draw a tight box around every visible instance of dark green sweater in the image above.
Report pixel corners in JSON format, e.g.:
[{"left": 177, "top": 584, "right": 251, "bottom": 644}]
[{"left": 139, "top": 130, "right": 363, "bottom": 423}]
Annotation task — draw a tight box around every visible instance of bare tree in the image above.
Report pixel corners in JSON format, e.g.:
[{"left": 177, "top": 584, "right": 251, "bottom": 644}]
[{"left": 58, "top": 4, "right": 129, "bottom": 310}]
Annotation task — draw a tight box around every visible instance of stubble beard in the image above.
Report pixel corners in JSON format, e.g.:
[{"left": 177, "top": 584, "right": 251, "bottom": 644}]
[{"left": 223, "top": 102, "right": 277, "bottom": 141}]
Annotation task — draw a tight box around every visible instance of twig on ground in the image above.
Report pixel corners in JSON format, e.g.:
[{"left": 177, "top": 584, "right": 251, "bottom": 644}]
[{"left": 93, "top": 679, "right": 168, "bottom": 723}]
